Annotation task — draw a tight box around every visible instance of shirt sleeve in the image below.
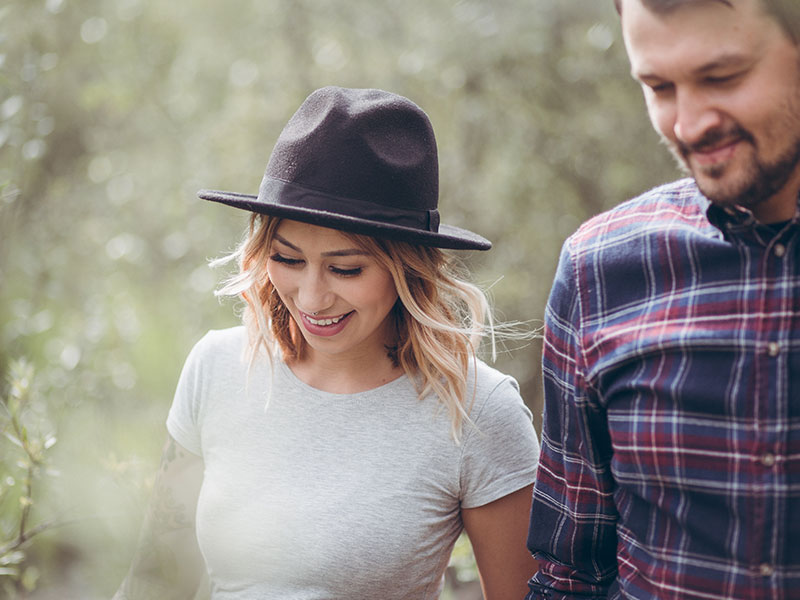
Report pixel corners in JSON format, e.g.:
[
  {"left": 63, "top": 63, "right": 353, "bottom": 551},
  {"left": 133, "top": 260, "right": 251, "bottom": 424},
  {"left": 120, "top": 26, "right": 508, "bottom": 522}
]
[
  {"left": 459, "top": 372, "right": 540, "bottom": 509},
  {"left": 525, "top": 240, "right": 619, "bottom": 599},
  {"left": 166, "top": 334, "right": 209, "bottom": 457}
]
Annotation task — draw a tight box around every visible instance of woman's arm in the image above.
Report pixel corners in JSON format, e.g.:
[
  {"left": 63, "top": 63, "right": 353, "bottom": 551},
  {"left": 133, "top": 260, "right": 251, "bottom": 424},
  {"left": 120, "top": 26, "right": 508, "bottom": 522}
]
[
  {"left": 462, "top": 483, "right": 538, "bottom": 600},
  {"left": 112, "top": 434, "right": 205, "bottom": 600}
]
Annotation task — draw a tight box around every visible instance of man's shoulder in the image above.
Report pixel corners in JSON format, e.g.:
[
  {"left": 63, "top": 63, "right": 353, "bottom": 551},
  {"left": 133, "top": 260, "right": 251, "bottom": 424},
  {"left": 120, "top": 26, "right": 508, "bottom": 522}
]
[
  {"left": 568, "top": 178, "right": 710, "bottom": 249},
  {"left": 615, "top": 177, "right": 702, "bottom": 212}
]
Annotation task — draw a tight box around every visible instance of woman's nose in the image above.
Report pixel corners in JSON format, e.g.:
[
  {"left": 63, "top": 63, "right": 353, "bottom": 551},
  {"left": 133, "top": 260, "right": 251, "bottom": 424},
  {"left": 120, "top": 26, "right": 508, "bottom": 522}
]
[{"left": 297, "top": 270, "right": 334, "bottom": 313}]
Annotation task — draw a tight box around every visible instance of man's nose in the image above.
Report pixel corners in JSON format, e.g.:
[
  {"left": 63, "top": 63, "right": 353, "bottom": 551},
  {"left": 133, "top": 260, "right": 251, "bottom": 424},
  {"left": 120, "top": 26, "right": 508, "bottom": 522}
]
[{"left": 673, "top": 88, "right": 724, "bottom": 149}]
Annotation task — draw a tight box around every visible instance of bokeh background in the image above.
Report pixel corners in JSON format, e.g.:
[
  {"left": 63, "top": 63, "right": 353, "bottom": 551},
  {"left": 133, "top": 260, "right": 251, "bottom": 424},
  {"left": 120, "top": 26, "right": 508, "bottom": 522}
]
[{"left": 0, "top": 0, "right": 678, "bottom": 597}]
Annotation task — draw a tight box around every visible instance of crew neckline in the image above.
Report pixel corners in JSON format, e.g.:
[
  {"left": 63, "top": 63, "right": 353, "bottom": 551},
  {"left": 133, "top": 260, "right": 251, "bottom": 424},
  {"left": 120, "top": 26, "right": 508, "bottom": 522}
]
[{"left": 277, "top": 359, "right": 410, "bottom": 400}]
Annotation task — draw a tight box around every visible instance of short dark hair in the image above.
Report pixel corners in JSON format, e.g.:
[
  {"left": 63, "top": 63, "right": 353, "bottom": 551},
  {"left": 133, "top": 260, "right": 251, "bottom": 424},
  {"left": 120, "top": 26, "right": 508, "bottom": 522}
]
[{"left": 613, "top": 0, "right": 798, "bottom": 42}]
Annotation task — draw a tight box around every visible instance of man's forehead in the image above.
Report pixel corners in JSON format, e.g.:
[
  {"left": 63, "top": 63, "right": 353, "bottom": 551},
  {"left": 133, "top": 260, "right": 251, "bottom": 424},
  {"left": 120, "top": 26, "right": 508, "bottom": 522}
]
[
  {"left": 620, "top": 0, "right": 766, "bottom": 76},
  {"left": 618, "top": 0, "right": 736, "bottom": 15}
]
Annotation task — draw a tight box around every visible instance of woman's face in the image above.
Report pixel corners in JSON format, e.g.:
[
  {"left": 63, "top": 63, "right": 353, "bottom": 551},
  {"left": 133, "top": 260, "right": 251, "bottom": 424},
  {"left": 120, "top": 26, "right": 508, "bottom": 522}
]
[{"left": 266, "top": 220, "right": 399, "bottom": 364}]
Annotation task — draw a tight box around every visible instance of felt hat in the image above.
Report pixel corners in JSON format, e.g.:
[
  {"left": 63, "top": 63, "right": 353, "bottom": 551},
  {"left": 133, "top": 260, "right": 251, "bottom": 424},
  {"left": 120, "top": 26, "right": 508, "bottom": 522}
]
[{"left": 198, "top": 86, "right": 491, "bottom": 250}]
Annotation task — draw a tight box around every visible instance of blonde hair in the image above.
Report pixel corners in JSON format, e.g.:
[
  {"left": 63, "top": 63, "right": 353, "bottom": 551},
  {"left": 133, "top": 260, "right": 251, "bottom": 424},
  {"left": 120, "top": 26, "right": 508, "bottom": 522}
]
[{"left": 217, "top": 214, "right": 505, "bottom": 441}]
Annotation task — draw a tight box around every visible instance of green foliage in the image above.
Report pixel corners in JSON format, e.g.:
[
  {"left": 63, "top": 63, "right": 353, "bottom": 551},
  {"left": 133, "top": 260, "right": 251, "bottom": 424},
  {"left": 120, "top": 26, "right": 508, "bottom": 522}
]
[
  {"left": 0, "top": 359, "right": 55, "bottom": 598},
  {"left": 0, "top": 0, "right": 679, "bottom": 596},
  {"left": 448, "top": 533, "right": 480, "bottom": 583}
]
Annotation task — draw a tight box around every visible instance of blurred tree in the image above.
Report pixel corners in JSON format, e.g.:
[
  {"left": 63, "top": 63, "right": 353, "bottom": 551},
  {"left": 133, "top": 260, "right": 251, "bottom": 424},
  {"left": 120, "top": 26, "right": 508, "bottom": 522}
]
[{"left": 0, "top": 0, "right": 678, "bottom": 596}]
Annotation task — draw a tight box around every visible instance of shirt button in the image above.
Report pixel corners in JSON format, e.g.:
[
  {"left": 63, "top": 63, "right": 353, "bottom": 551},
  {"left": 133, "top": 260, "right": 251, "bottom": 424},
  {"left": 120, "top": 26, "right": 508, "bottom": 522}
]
[
  {"left": 767, "top": 342, "right": 780, "bottom": 357},
  {"left": 758, "top": 563, "right": 774, "bottom": 577},
  {"left": 760, "top": 453, "right": 776, "bottom": 467},
  {"left": 773, "top": 243, "right": 786, "bottom": 257}
]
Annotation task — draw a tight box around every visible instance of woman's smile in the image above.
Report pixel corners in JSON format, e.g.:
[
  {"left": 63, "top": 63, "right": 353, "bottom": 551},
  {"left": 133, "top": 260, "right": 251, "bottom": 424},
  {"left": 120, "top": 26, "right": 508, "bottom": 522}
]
[
  {"left": 267, "top": 220, "right": 399, "bottom": 363},
  {"left": 299, "top": 310, "right": 355, "bottom": 336}
]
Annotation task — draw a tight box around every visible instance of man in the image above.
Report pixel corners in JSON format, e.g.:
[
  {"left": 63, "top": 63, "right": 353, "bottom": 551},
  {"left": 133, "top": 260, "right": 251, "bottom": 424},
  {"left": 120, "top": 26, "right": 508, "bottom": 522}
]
[{"left": 525, "top": 0, "right": 800, "bottom": 598}]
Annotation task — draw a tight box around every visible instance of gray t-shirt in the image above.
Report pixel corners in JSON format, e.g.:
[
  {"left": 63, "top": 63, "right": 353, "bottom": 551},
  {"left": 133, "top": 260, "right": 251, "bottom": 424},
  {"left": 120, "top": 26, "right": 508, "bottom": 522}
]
[{"left": 167, "top": 326, "right": 540, "bottom": 599}]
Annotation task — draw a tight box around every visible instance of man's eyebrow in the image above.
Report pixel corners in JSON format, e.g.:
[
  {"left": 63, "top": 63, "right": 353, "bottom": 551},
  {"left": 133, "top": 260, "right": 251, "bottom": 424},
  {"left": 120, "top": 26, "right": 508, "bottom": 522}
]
[
  {"left": 273, "top": 233, "right": 369, "bottom": 257},
  {"left": 633, "top": 52, "right": 752, "bottom": 81},
  {"left": 692, "top": 53, "right": 752, "bottom": 75}
]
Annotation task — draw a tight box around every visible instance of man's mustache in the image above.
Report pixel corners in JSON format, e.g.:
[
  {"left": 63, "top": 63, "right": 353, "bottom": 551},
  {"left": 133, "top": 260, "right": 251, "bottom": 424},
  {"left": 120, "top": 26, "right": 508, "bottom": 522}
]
[{"left": 676, "top": 125, "right": 754, "bottom": 158}]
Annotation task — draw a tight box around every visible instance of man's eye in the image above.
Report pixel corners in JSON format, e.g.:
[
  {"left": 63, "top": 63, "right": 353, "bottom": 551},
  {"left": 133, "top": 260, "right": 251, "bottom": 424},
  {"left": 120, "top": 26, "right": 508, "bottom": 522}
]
[
  {"left": 705, "top": 73, "right": 739, "bottom": 85},
  {"left": 649, "top": 82, "right": 673, "bottom": 94}
]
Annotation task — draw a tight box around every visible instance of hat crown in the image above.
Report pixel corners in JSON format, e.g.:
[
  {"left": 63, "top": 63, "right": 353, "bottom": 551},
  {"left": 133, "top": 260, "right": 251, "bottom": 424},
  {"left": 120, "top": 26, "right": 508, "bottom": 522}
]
[
  {"left": 198, "top": 86, "right": 491, "bottom": 250},
  {"left": 264, "top": 86, "right": 438, "bottom": 212}
]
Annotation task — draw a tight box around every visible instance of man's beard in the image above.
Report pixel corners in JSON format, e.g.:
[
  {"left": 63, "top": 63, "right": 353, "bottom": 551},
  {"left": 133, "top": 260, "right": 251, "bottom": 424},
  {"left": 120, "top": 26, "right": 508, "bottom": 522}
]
[{"left": 664, "top": 118, "right": 800, "bottom": 213}]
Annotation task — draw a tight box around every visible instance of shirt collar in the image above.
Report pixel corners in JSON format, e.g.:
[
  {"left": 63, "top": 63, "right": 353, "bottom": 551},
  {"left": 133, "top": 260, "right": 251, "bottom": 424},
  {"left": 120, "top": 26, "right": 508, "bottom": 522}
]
[{"left": 704, "top": 188, "right": 800, "bottom": 235}]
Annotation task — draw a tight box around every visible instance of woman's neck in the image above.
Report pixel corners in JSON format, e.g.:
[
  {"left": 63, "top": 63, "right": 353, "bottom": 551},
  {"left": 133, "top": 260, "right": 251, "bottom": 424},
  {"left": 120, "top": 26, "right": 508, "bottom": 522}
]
[{"left": 286, "top": 349, "right": 404, "bottom": 394}]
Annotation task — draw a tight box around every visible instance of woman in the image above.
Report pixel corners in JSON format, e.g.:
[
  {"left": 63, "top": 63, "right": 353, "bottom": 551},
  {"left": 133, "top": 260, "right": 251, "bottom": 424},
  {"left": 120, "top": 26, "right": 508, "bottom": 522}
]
[{"left": 113, "top": 86, "right": 539, "bottom": 599}]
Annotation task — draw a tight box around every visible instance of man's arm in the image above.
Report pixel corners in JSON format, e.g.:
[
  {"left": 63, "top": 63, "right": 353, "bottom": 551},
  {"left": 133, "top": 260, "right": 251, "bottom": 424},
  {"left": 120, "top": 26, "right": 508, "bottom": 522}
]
[
  {"left": 113, "top": 434, "right": 205, "bottom": 600},
  {"left": 525, "top": 242, "right": 619, "bottom": 599}
]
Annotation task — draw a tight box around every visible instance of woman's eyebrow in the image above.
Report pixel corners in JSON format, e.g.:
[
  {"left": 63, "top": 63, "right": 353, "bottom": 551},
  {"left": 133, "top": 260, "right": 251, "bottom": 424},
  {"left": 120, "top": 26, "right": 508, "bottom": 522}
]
[
  {"left": 321, "top": 249, "right": 370, "bottom": 258},
  {"left": 273, "top": 233, "right": 301, "bottom": 251},
  {"left": 273, "top": 233, "right": 369, "bottom": 257}
]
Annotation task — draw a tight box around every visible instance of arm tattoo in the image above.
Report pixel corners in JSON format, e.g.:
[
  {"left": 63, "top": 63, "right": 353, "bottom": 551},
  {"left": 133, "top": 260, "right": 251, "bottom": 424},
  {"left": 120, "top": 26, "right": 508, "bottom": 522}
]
[{"left": 113, "top": 438, "right": 201, "bottom": 600}]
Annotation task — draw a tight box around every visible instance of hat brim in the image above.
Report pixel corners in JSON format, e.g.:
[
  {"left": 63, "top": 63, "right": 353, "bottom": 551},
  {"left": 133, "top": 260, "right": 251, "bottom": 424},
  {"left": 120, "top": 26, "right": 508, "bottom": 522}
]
[{"left": 198, "top": 189, "right": 492, "bottom": 251}]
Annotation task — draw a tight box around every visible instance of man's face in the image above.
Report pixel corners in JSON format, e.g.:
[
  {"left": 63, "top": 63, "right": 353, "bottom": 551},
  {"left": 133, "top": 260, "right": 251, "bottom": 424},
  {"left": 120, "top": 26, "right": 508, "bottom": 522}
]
[{"left": 621, "top": 0, "right": 800, "bottom": 222}]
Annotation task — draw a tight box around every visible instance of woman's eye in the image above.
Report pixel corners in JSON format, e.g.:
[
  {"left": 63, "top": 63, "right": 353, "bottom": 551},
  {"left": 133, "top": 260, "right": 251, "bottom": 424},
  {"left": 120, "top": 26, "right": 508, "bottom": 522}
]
[
  {"left": 331, "top": 266, "right": 363, "bottom": 277},
  {"left": 269, "top": 253, "right": 303, "bottom": 266}
]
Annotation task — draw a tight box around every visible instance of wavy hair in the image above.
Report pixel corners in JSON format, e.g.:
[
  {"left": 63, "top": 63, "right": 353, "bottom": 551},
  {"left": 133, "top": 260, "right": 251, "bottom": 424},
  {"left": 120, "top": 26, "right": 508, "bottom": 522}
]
[{"left": 216, "top": 214, "right": 508, "bottom": 441}]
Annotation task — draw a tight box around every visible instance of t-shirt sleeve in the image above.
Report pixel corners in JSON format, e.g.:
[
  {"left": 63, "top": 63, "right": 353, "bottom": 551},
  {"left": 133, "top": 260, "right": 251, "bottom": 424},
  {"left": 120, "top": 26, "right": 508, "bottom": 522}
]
[
  {"left": 166, "top": 334, "right": 209, "bottom": 457},
  {"left": 459, "top": 373, "right": 540, "bottom": 509}
]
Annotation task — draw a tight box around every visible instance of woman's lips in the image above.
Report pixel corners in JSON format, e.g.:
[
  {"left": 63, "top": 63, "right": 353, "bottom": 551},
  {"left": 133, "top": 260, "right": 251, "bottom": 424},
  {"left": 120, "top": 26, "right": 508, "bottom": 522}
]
[{"left": 298, "top": 311, "right": 354, "bottom": 337}]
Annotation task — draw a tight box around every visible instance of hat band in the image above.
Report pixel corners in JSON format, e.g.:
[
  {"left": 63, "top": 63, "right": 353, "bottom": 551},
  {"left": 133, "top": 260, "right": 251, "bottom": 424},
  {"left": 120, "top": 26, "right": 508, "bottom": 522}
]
[{"left": 259, "top": 177, "right": 441, "bottom": 233}]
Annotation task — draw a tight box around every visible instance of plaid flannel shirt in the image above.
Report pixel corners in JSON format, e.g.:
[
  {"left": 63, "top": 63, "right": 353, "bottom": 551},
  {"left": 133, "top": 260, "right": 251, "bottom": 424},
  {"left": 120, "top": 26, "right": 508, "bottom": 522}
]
[{"left": 526, "top": 178, "right": 800, "bottom": 599}]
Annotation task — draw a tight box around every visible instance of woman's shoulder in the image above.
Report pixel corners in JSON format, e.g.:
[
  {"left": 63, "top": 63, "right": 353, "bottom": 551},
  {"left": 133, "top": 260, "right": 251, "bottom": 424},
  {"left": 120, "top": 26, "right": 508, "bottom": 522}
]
[
  {"left": 197, "top": 324, "right": 247, "bottom": 346},
  {"left": 460, "top": 358, "right": 538, "bottom": 492},
  {"left": 185, "top": 325, "right": 249, "bottom": 368},
  {"left": 469, "top": 358, "right": 520, "bottom": 398},
  {"left": 465, "top": 357, "right": 530, "bottom": 425}
]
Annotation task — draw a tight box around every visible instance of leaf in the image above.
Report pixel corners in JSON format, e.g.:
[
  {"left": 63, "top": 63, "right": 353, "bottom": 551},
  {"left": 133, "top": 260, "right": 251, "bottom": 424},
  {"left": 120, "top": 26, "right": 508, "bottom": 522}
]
[
  {"left": 0, "top": 551, "right": 25, "bottom": 566},
  {"left": 21, "top": 565, "right": 40, "bottom": 591},
  {"left": 2, "top": 432, "right": 22, "bottom": 448}
]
